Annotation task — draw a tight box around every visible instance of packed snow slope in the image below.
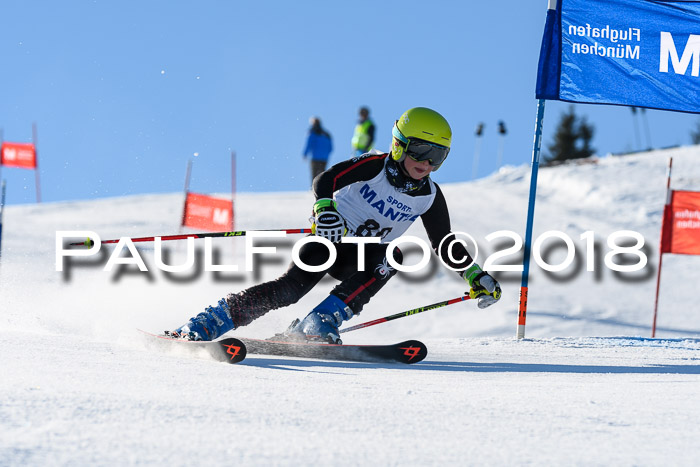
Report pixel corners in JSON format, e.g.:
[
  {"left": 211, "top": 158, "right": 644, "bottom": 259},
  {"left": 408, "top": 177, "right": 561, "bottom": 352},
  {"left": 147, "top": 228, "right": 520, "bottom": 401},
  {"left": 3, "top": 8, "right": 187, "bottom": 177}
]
[{"left": 1, "top": 147, "right": 699, "bottom": 466}]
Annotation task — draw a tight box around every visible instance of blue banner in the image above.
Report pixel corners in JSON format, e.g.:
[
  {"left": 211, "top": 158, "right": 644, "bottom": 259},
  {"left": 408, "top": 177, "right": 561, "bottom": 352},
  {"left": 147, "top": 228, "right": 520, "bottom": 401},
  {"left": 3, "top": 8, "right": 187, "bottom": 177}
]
[{"left": 537, "top": 0, "right": 700, "bottom": 113}]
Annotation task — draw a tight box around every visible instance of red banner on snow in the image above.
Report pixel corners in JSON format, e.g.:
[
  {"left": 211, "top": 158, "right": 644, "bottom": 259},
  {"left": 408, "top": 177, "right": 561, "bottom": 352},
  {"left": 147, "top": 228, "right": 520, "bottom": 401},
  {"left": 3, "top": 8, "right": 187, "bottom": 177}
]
[
  {"left": 182, "top": 192, "right": 233, "bottom": 231},
  {"left": 1, "top": 142, "right": 37, "bottom": 169},
  {"left": 660, "top": 190, "right": 700, "bottom": 256}
]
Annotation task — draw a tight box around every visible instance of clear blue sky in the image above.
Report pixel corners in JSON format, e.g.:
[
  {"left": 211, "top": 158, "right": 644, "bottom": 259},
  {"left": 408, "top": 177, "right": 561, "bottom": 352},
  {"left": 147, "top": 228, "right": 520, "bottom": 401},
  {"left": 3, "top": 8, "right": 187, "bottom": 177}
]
[{"left": 1, "top": 0, "right": 697, "bottom": 204}]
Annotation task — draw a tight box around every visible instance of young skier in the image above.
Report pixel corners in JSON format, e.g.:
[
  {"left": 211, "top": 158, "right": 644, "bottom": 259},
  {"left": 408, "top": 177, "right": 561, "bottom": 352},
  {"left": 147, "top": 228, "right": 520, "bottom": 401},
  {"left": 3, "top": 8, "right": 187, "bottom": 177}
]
[{"left": 168, "top": 107, "right": 501, "bottom": 343}]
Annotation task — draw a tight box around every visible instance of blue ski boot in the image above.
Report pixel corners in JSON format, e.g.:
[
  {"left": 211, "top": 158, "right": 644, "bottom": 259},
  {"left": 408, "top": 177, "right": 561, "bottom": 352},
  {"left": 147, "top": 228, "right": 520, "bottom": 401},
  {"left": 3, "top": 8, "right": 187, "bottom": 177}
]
[
  {"left": 288, "top": 295, "right": 354, "bottom": 344},
  {"left": 167, "top": 298, "right": 235, "bottom": 341}
]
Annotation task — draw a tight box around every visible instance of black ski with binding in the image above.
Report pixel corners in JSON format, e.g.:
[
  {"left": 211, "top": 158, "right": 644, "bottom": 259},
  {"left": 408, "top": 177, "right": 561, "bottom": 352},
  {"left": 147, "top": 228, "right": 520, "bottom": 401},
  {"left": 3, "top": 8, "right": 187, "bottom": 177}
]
[
  {"left": 139, "top": 330, "right": 247, "bottom": 364},
  {"left": 239, "top": 337, "right": 427, "bottom": 364}
]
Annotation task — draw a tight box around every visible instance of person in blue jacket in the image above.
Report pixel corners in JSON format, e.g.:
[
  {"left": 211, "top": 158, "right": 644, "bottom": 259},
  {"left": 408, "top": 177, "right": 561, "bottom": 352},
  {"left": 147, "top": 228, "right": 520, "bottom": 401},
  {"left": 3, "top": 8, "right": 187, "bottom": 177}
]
[{"left": 303, "top": 117, "right": 333, "bottom": 183}]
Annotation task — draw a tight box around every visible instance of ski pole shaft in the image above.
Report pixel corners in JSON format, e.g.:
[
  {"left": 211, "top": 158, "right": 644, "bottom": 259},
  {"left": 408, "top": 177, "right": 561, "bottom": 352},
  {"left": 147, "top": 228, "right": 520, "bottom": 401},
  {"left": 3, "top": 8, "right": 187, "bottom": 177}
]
[
  {"left": 340, "top": 293, "right": 474, "bottom": 334},
  {"left": 69, "top": 228, "right": 312, "bottom": 247}
]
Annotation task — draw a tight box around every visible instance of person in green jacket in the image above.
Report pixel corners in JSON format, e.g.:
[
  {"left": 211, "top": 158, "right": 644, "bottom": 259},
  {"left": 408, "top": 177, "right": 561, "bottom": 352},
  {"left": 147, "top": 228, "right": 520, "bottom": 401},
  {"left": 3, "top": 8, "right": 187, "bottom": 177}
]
[{"left": 351, "top": 106, "right": 375, "bottom": 156}]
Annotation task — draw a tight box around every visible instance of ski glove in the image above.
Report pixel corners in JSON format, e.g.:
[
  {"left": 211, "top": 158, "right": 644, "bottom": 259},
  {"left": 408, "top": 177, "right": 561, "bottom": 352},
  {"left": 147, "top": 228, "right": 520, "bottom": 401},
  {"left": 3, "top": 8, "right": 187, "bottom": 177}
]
[
  {"left": 310, "top": 198, "right": 347, "bottom": 243},
  {"left": 463, "top": 263, "right": 502, "bottom": 309}
]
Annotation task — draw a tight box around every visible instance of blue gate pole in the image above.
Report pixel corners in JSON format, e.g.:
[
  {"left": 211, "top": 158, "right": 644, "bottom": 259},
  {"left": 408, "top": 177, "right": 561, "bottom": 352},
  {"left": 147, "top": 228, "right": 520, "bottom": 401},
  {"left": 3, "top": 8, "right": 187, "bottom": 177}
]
[{"left": 517, "top": 99, "right": 546, "bottom": 339}]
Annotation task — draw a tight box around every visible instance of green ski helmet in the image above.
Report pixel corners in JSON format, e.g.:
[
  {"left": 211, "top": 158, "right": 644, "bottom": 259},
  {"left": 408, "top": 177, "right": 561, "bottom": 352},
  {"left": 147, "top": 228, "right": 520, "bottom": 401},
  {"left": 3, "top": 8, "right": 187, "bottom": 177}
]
[{"left": 391, "top": 107, "right": 452, "bottom": 171}]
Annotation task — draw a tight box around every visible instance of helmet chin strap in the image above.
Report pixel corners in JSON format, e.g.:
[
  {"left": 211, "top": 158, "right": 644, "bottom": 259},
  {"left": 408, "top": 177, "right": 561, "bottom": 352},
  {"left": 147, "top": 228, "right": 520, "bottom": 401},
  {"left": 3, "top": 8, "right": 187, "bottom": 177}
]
[
  {"left": 385, "top": 158, "right": 428, "bottom": 193},
  {"left": 397, "top": 159, "right": 410, "bottom": 177},
  {"left": 389, "top": 145, "right": 412, "bottom": 178}
]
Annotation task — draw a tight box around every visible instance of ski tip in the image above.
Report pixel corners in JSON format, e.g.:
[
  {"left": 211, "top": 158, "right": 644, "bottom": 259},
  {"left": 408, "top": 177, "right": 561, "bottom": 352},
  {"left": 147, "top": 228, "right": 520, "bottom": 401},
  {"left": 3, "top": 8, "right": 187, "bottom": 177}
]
[
  {"left": 216, "top": 338, "right": 247, "bottom": 363},
  {"left": 137, "top": 329, "right": 247, "bottom": 364},
  {"left": 396, "top": 340, "right": 428, "bottom": 364}
]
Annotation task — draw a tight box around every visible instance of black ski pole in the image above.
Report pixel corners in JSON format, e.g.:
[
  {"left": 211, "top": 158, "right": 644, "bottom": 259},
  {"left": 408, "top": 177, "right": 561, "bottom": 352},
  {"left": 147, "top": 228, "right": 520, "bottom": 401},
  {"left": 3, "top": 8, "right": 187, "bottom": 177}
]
[{"left": 340, "top": 293, "right": 475, "bottom": 334}]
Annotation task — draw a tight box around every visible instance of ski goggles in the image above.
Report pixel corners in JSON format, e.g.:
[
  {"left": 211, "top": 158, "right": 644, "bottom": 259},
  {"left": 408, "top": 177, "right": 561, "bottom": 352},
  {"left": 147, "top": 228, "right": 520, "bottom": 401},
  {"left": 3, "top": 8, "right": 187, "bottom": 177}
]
[{"left": 392, "top": 124, "right": 450, "bottom": 167}]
